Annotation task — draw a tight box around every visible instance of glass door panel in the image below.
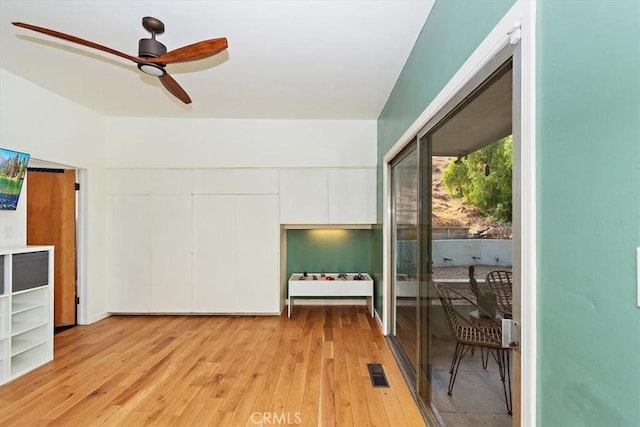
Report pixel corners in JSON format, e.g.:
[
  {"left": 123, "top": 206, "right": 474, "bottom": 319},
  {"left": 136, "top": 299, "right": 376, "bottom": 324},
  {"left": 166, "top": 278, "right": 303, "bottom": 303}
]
[{"left": 390, "top": 143, "right": 418, "bottom": 371}]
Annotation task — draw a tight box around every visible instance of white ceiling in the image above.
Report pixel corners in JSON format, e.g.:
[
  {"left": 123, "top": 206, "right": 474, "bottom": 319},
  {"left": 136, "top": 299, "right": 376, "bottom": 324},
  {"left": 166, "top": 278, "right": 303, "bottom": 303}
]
[{"left": 0, "top": 1, "right": 434, "bottom": 119}]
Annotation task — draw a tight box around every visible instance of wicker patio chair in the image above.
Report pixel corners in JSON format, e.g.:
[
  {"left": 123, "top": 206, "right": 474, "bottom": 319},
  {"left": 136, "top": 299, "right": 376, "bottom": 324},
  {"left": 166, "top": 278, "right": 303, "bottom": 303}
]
[
  {"left": 486, "top": 270, "right": 513, "bottom": 318},
  {"left": 468, "top": 265, "right": 497, "bottom": 368},
  {"left": 435, "top": 283, "right": 513, "bottom": 415}
]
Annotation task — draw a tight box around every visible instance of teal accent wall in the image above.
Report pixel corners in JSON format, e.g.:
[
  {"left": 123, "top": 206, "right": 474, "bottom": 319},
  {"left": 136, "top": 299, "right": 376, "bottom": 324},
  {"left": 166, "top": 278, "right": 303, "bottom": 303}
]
[
  {"left": 537, "top": 2, "right": 640, "bottom": 425},
  {"left": 286, "top": 229, "right": 371, "bottom": 280},
  {"left": 377, "top": 0, "right": 517, "bottom": 160},
  {"left": 376, "top": 0, "right": 639, "bottom": 422},
  {"left": 373, "top": 0, "right": 516, "bottom": 317},
  {"left": 370, "top": 224, "right": 383, "bottom": 313}
]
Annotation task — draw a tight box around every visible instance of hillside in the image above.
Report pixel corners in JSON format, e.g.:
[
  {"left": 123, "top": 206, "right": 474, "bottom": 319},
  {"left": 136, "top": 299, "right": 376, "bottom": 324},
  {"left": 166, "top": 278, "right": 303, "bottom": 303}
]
[{"left": 432, "top": 157, "right": 511, "bottom": 238}]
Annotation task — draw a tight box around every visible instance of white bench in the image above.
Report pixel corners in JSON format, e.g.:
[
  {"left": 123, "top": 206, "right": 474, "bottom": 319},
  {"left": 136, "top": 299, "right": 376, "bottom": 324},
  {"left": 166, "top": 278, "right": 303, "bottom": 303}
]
[{"left": 288, "top": 273, "right": 374, "bottom": 318}]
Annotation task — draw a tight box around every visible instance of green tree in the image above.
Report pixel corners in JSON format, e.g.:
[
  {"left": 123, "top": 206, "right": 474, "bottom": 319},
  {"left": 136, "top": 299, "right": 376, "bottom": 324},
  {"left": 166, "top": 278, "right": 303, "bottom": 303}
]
[{"left": 442, "top": 136, "right": 512, "bottom": 222}]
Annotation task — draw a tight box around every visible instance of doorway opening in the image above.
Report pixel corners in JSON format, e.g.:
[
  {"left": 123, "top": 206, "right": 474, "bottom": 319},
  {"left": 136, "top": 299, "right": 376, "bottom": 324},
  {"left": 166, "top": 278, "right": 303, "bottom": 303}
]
[
  {"left": 387, "top": 52, "right": 519, "bottom": 425},
  {"left": 26, "top": 162, "right": 79, "bottom": 334}
]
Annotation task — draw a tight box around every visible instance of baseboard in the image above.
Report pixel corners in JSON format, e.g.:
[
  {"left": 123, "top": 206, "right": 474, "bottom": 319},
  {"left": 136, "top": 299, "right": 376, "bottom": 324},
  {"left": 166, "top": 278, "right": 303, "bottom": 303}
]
[
  {"left": 108, "top": 311, "right": 282, "bottom": 316},
  {"left": 285, "top": 298, "right": 366, "bottom": 306},
  {"left": 375, "top": 310, "right": 384, "bottom": 333},
  {"left": 86, "top": 311, "right": 110, "bottom": 325}
]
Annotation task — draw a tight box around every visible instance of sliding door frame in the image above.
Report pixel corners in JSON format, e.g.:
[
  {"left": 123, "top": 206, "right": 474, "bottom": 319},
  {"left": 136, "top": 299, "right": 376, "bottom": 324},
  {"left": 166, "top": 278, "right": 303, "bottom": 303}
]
[{"left": 381, "top": 2, "right": 536, "bottom": 424}]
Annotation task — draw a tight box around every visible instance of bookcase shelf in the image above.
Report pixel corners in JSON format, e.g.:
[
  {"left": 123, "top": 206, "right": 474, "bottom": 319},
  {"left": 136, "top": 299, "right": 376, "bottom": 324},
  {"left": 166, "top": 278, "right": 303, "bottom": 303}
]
[{"left": 0, "top": 247, "right": 54, "bottom": 385}]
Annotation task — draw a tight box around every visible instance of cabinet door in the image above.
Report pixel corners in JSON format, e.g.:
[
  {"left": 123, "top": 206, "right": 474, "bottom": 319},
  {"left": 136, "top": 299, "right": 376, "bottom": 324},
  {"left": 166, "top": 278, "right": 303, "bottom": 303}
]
[
  {"left": 234, "top": 195, "right": 280, "bottom": 313},
  {"left": 150, "top": 169, "right": 193, "bottom": 195},
  {"left": 279, "top": 169, "right": 328, "bottom": 224},
  {"left": 328, "top": 168, "right": 376, "bottom": 224},
  {"left": 106, "top": 169, "right": 151, "bottom": 195},
  {"left": 107, "top": 195, "right": 151, "bottom": 312},
  {"left": 193, "top": 169, "right": 278, "bottom": 194},
  {"left": 149, "top": 195, "right": 192, "bottom": 312},
  {"left": 192, "top": 195, "right": 236, "bottom": 312}
]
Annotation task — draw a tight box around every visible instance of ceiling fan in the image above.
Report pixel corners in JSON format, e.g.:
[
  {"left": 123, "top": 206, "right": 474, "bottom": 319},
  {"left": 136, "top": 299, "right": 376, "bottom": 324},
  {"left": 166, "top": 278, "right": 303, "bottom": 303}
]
[{"left": 12, "top": 17, "right": 228, "bottom": 104}]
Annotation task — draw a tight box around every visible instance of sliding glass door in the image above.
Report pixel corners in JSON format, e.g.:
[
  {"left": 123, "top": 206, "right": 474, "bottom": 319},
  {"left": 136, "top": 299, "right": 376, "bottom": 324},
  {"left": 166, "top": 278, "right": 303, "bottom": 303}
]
[
  {"left": 390, "top": 141, "right": 419, "bottom": 373},
  {"left": 388, "top": 53, "right": 517, "bottom": 424},
  {"left": 389, "top": 136, "right": 435, "bottom": 409}
]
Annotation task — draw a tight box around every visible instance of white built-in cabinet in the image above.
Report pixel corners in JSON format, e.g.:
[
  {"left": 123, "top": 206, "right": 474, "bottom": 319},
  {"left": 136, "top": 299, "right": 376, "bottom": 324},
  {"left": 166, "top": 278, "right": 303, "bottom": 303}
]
[
  {"left": 0, "top": 246, "right": 54, "bottom": 385},
  {"left": 150, "top": 195, "right": 192, "bottom": 312},
  {"left": 106, "top": 169, "right": 280, "bottom": 314},
  {"left": 328, "top": 168, "right": 377, "bottom": 224},
  {"left": 192, "top": 194, "right": 279, "bottom": 313},
  {"left": 192, "top": 195, "right": 236, "bottom": 312},
  {"left": 108, "top": 194, "right": 195, "bottom": 313},
  {"left": 279, "top": 168, "right": 376, "bottom": 224},
  {"left": 107, "top": 195, "right": 151, "bottom": 312},
  {"left": 279, "top": 169, "right": 329, "bottom": 224},
  {"left": 106, "top": 166, "right": 375, "bottom": 314}
]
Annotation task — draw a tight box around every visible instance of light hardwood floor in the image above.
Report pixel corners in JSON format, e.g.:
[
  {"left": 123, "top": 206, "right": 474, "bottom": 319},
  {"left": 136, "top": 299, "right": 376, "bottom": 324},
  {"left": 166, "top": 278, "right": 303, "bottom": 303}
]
[{"left": 0, "top": 306, "right": 425, "bottom": 426}]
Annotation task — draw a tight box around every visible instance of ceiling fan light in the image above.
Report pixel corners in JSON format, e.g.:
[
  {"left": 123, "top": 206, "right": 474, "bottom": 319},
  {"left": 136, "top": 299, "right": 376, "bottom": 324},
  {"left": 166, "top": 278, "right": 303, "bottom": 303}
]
[{"left": 138, "top": 63, "right": 165, "bottom": 76}]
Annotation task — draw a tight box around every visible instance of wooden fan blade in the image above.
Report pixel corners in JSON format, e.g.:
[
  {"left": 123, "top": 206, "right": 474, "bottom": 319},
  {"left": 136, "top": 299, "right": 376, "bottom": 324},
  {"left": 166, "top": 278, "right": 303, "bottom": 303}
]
[
  {"left": 12, "top": 22, "right": 143, "bottom": 64},
  {"left": 158, "top": 72, "right": 192, "bottom": 104},
  {"left": 144, "top": 38, "right": 228, "bottom": 64}
]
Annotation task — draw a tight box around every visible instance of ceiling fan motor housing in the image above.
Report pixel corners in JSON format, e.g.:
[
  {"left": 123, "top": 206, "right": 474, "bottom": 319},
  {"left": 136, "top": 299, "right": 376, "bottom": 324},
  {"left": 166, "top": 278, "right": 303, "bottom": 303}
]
[
  {"left": 138, "top": 38, "right": 167, "bottom": 59},
  {"left": 137, "top": 38, "right": 167, "bottom": 76}
]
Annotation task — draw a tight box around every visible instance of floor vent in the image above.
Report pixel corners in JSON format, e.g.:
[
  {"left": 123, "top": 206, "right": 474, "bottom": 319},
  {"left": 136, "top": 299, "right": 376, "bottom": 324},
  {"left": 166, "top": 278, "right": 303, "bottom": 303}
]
[{"left": 367, "top": 363, "right": 389, "bottom": 387}]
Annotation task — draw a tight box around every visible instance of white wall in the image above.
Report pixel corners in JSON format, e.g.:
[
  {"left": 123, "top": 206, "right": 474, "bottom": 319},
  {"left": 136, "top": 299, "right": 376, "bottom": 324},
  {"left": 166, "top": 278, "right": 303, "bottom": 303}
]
[
  {"left": 104, "top": 117, "right": 377, "bottom": 314},
  {"left": 0, "top": 68, "right": 107, "bottom": 323},
  {"left": 0, "top": 73, "right": 378, "bottom": 321},
  {"left": 104, "top": 118, "right": 377, "bottom": 168}
]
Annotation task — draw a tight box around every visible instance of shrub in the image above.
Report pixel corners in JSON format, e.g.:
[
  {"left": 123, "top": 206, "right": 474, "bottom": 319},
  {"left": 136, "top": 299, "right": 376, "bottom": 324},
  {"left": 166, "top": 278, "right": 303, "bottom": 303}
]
[{"left": 442, "top": 136, "right": 512, "bottom": 222}]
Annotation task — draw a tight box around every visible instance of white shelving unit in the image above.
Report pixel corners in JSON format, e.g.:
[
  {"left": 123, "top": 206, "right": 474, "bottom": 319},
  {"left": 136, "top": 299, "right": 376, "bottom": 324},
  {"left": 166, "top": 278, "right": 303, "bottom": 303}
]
[{"left": 0, "top": 246, "right": 54, "bottom": 385}]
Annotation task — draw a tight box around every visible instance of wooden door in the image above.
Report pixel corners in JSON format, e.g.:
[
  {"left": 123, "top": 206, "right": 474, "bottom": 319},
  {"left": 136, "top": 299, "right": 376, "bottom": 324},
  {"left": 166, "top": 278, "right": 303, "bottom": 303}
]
[{"left": 26, "top": 169, "right": 76, "bottom": 327}]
